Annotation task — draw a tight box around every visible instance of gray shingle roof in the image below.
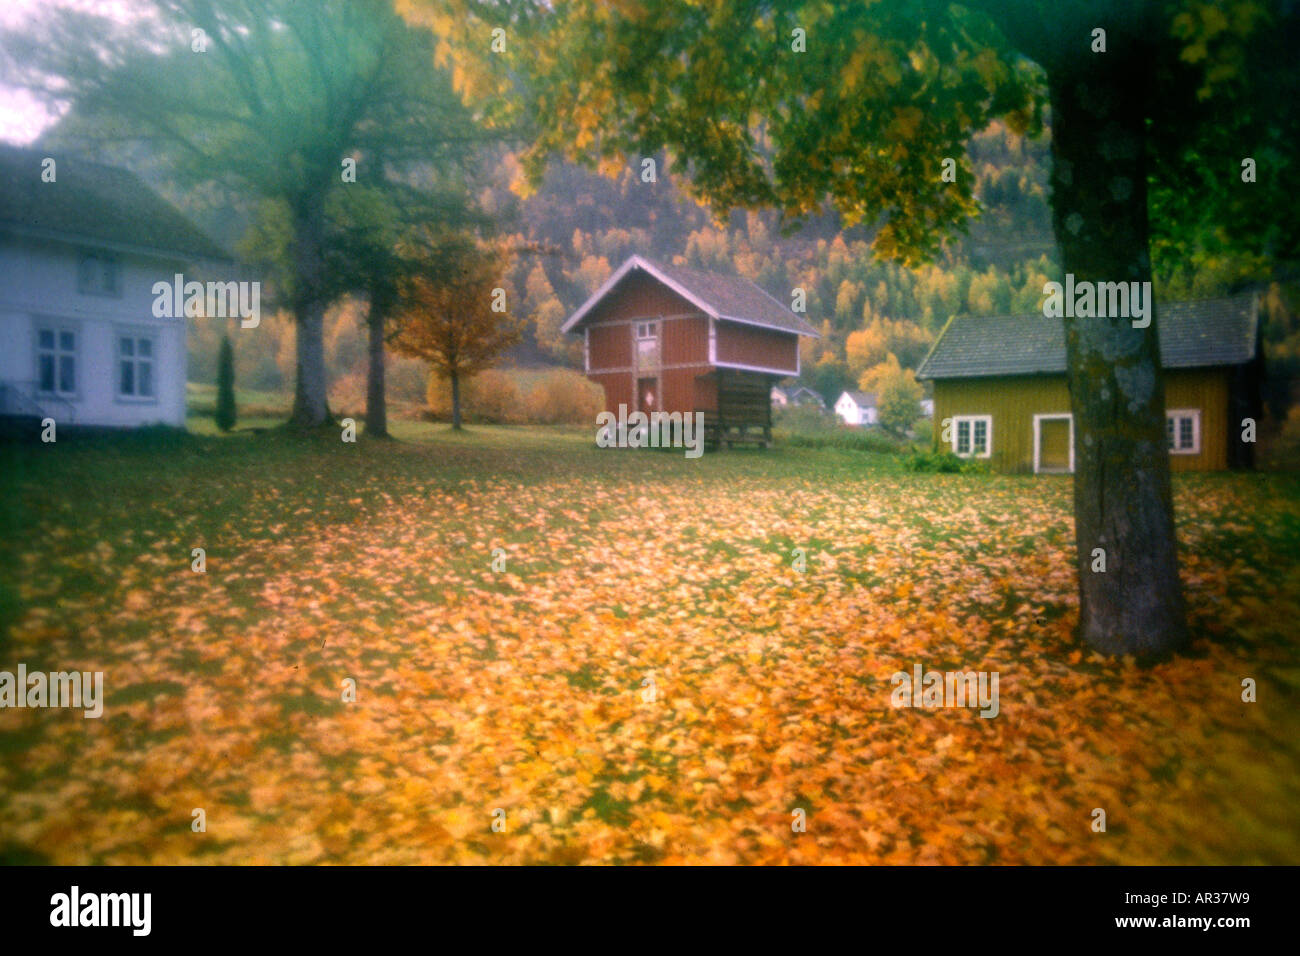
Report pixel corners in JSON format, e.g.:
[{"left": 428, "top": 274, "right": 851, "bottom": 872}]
[
  {"left": 563, "top": 254, "right": 820, "bottom": 336},
  {"left": 916, "top": 294, "right": 1258, "bottom": 380},
  {"left": 841, "top": 391, "right": 876, "bottom": 406},
  {"left": 642, "top": 257, "right": 820, "bottom": 336},
  {"left": 0, "top": 145, "right": 230, "bottom": 262}
]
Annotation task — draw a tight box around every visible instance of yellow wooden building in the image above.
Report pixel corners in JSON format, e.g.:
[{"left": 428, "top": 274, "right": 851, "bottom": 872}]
[{"left": 916, "top": 295, "right": 1262, "bottom": 473}]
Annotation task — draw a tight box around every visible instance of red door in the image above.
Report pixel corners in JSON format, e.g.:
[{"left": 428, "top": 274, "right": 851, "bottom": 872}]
[{"left": 637, "top": 378, "right": 657, "bottom": 415}]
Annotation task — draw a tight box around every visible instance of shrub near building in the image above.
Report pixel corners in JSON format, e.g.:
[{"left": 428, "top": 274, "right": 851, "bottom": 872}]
[
  {"left": 425, "top": 367, "right": 602, "bottom": 425},
  {"left": 427, "top": 369, "right": 521, "bottom": 424},
  {"left": 524, "top": 369, "right": 604, "bottom": 425}
]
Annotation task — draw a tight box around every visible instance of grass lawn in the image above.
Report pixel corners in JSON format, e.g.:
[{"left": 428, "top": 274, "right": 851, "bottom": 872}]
[{"left": 1, "top": 417, "right": 1299, "bottom": 863}]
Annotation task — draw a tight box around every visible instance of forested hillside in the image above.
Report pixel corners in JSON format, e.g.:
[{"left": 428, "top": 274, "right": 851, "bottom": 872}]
[
  {"left": 170, "top": 120, "right": 1054, "bottom": 406},
  {"left": 486, "top": 121, "right": 1057, "bottom": 401},
  {"left": 77, "top": 116, "right": 1295, "bottom": 425}
]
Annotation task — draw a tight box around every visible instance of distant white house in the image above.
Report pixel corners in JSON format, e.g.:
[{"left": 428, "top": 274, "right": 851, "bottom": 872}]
[
  {"left": 834, "top": 390, "right": 878, "bottom": 426},
  {"left": 789, "top": 385, "right": 825, "bottom": 409},
  {"left": 0, "top": 146, "right": 231, "bottom": 429},
  {"left": 774, "top": 384, "right": 826, "bottom": 409}
]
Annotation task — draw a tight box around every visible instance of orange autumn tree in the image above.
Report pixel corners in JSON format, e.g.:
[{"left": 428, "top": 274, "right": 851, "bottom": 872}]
[{"left": 390, "top": 237, "right": 522, "bottom": 430}]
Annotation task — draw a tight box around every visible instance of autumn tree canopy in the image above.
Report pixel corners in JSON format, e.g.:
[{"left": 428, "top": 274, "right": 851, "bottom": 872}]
[{"left": 389, "top": 236, "right": 522, "bottom": 430}]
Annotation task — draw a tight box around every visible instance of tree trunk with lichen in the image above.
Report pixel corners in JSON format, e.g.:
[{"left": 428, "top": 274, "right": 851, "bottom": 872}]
[
  {"left": 289, "top": 196, "right": 332, "bottom": 428},
  {"left": 1045, "top": 33, "right": 1187, "bottom": 656}
]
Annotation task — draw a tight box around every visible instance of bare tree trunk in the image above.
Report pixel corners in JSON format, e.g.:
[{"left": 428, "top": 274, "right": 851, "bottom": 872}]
[
  {"left": 1047, "top": 35, "right": 1188, "bottom": 656},
  {"left": 289, "top": 198, "right": 331, "bottom": 428},
  {"left": 365, "top": 298, "right": 388, "bottom": 438},
  {"left": 450, "top": 369, "right": 462, "bottom": 431}
]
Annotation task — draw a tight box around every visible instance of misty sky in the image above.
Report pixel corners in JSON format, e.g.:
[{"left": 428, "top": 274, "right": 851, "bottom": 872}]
[{"left": 0, "top": 0, "right": 136, "bottom": 144}]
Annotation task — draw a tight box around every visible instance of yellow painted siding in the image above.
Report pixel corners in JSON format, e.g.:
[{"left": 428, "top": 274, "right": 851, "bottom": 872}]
[
  {"left": 1165, "top": 368, "right": 1230, "bottom": 471},
  {"left": 933, "top": 376, "right": 1070, "bottom": 474},
  {"left": 932, "top": 369, "right": 1231, "bottom": 473}
]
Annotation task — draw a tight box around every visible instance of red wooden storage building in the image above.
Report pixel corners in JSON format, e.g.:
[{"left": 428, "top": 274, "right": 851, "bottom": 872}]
[{"left": 563, "top": 255, "right": 820, "bottom": 445}]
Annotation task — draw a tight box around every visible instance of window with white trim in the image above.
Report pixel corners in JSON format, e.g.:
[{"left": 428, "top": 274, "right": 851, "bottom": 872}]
[
  {"left": 635, "top": 320, "right": 660, "bottom": 369},
  {"left": 117, "top": 333, "right": 157, "bottom": 399},
  {"left": 78, "top": 251, "right": 120, "bottom": 296},
  {"left": 1166, "top": 409, "right": 1200, "bottom": 454},
  {"left": 37, "top": 326, "right": 77, "bottom": 396},
  {"left": 952, "top": 414, "right": 992, "bottom": 458}
]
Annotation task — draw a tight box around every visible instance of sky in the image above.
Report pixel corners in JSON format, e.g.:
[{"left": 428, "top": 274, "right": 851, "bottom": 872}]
[
  {"left": 0, "top": 0, "right": 137, "bottom": 144},
  {"left": 0, "top": 0, "right": 51, "bottom": 143}
]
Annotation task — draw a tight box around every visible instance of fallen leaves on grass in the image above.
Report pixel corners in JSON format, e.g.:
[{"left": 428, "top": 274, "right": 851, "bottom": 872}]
[{"left": 2, "top": 442, "right": 1298, "bottom": 864}]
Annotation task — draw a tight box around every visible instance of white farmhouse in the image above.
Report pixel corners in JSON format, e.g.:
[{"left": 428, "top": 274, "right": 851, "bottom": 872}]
[
  {"left": 834, "top": 390, "right": 878, "bottom": 427},
  {"left": 0, "top": 146, "right": 231, "bottom": 430}
]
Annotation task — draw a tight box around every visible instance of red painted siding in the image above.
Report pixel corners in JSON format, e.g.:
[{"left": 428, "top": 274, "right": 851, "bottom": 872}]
[
  {"left": 589, "top": 371, "right": 633, "bottom": 415},
  {"left": 661, "top": 367, "right": 705, "bottom": 415},
  {"left": 584, "top": 270, "right": 697, "bottom": 325},
  {"left": 662, "top": 315, "right": 708, "bottom": 365},
  {"left": 577, "top": 269, "right": 804, "bottom": 420},
  {"left": 715, "top": 321, "right": 798, "bottom": 374},
  {"left": 589, "top": 324, "right": 631, "bottom": 370},
  {"left": 582, "top": 276, "right": 712, "bottom": 415}
]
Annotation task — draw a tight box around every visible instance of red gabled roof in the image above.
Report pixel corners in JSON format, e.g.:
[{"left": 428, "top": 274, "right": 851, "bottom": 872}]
[{"left": 563, "top": 254, "right": 820, "bottom": 337}]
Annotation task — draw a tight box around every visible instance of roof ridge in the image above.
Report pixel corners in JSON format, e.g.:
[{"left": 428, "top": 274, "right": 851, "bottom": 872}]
[
  {"left": 0, "top": 142, "right": 148, "bottom": 183},
  {"left": 918, "top": 294, "right": 1258, "bottom": 380},
  {"left": 563, "top": 253, "right": 820, "bottom": 337},
  {"left": 946, "top": 290, "right": 1257, "bottom": 324},
  {"left": 0, "top": 144, "right": 230, "bottom": 261},
  {"left": 652, "top": 254, "right": 808, "bottom": 318}
]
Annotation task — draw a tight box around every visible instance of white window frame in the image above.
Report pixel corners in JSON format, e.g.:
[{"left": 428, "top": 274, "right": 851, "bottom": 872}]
[
  {"left": 1032, "top": 413, "right": 1075, "bottom": 474},
  {"left": 115, "top": 329, "right": 159, "bottom": 402},
  {"left": 583, "top": 328, "right": 590, "bottom": 374},
  {"left": 634, "top": 318, "right": 661, "bottom": 373},
  {"left": 77, "top": 250, "right": 121, "bottom": 297},
  {"left": 1166, "top": 408, "right": 1201, "bottom": 455},
  {"left": 35, "top": 321, "right": 80, "bottom": 398},
  {"left": 951, "top": 414, "right": 992, "bottom": 458}
]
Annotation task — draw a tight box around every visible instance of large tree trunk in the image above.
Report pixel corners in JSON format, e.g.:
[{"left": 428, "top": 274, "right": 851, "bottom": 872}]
[
  {"left": 450, "top": 369, "right": 462, "bottom": 431},
  {"left": 1046, "top": 35, "right": 1188, "bottom": 656},
  {"left": 365, "top": 297, "right": 388, "bottom": 438},
  {"left": 289, "top": 198, "right": 331, "bottom": 428}
]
